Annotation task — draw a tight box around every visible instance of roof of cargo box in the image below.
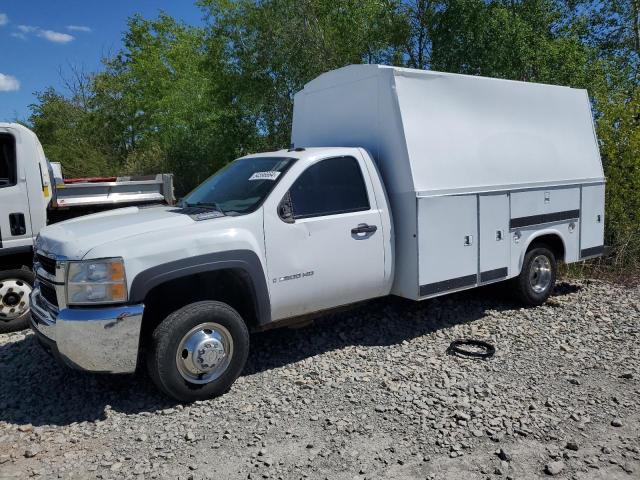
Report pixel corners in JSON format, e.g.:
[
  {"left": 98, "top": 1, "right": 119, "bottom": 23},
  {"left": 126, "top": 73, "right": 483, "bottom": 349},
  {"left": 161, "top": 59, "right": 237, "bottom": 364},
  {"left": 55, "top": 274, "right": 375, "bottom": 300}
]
[{"left": 292, "top": 65, "right": 605, "bottom": 195}]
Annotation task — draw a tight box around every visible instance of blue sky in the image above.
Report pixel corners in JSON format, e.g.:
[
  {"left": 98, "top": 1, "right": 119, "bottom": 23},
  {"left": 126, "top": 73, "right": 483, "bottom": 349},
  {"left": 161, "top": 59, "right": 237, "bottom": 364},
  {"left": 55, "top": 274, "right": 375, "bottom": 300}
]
[{"left": 0, "top": 1, "right": 203, "bottom": 122}]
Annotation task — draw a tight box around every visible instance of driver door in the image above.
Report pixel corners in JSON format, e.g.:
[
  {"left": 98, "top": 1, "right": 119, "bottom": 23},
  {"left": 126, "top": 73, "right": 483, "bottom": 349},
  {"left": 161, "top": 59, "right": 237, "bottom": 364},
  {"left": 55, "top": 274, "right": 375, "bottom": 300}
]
[
  {"left": 0, "top": 132, "right": 31, "bottom": 251},
  {"left": 263, "top": 154, "right": 385, "bottom": 320}
]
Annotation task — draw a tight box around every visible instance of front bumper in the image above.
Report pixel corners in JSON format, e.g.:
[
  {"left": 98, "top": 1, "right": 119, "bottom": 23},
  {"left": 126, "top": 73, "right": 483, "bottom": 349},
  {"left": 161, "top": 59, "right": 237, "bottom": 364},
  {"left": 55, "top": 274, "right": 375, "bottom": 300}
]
[{"left": 30, "top": 287, "right": 144, "bottom": 374}]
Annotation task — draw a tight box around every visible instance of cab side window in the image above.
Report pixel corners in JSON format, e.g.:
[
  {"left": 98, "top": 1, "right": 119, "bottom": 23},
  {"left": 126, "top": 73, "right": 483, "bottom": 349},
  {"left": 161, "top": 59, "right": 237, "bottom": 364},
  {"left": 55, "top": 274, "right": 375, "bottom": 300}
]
[
  {"left": 0, "top": 134, "right": 17, "bottom": 188},
  {"left": 289, "top": 156, "right": 370, "bottom": 219}
]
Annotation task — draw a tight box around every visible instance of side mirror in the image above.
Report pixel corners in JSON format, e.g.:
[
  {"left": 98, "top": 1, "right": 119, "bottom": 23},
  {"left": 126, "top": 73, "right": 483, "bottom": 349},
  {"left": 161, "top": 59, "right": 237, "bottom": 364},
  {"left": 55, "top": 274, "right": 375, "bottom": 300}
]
[{"left": 278, "top": 192, "right": 295, "bottom": 224}]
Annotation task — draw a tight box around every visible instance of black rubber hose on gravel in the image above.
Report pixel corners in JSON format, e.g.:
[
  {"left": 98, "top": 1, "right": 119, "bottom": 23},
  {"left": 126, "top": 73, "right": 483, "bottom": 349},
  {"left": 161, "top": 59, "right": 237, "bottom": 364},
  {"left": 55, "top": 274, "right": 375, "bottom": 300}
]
[{"left": 447, "top": 339, "right": 496, "bottom": 359}]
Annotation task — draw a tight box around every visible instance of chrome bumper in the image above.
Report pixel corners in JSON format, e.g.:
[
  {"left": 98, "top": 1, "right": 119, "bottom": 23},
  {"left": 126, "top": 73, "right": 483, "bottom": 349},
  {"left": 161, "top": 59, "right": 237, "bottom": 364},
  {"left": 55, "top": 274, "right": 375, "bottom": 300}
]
[{"left": 30, "top": 287, "right": 144, "bottom": 374}]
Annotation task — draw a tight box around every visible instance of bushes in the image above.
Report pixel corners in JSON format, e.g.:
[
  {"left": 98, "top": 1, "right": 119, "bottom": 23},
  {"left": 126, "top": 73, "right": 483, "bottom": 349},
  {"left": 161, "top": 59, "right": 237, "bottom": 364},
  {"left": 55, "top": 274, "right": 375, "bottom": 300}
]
[{"left": 597, "top": 89, "right": 640, "bottom": 272}]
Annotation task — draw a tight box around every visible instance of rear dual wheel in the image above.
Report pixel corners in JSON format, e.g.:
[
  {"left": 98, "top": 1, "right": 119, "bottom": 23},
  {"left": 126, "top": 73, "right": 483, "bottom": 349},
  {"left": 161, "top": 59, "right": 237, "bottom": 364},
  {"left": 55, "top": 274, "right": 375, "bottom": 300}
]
[
  {"left": 513, "top": 246, "right": 557, "bottom": 306},
  {"left": 146, "top": 301, "right": 250, "bottom": 402}
]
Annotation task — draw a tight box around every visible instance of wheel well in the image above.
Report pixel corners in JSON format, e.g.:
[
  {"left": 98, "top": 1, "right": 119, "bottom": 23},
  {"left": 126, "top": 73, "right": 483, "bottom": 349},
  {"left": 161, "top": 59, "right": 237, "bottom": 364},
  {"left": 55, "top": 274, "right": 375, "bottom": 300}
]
[
  {"left": 0, "top": 251, "right": 34, "bottom": 272},
  {"left": 140, "top": 268, "right": 259, "bottom": 343},
  {"left": 527, "top": 234, "right": 565, "bottom": 262}
]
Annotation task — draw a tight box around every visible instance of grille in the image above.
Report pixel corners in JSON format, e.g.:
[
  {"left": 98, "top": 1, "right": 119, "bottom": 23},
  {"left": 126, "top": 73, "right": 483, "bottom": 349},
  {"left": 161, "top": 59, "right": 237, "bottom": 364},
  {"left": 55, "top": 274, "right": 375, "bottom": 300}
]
[
  {"left": 39, "top": 282, "right": 59, "bottom": 307},
  {"left": 37, "top": 254, "right": 57, "bottom": 276}
]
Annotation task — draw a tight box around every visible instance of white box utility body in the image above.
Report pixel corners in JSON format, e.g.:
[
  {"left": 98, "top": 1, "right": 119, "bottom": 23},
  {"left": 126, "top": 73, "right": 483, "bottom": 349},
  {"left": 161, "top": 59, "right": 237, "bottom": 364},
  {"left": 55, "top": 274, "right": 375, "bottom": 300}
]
[
  {"left": 293, "top": 65, "right": 605, "bottom": 299},
  {"left": 29, "top": 65, "right": 605, "bottom": 402}
]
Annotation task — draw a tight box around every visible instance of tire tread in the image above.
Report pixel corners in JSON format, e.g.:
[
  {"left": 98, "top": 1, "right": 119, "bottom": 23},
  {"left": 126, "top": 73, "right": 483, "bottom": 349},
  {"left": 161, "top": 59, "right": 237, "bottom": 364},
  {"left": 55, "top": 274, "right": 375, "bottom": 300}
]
[
  {"left": 513, "top": 246, "right": 557, "bottom": 306},
  {"left": 146, "top": 300, "right": 249, "bottom": 402}
]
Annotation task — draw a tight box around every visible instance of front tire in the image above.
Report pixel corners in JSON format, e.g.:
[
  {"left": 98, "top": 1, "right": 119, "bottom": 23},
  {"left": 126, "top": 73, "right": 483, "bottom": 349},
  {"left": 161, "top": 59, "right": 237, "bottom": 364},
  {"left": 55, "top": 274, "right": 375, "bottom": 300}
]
[
  {"left": 146, "top": 301, "right": 249, "bottom": 402},
  {"left": 513, "top": 246, "right": 557, "bottom": 306},
  {"left": 0, "top": 269, "right": 35, "bottom": 334}
]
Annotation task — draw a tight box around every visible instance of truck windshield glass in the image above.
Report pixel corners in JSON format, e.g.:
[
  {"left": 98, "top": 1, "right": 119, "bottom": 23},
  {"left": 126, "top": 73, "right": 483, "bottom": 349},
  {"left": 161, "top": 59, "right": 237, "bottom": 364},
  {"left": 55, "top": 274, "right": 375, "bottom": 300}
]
[{"left": 181, "top": 157, "right": 295, "bottom": 215}]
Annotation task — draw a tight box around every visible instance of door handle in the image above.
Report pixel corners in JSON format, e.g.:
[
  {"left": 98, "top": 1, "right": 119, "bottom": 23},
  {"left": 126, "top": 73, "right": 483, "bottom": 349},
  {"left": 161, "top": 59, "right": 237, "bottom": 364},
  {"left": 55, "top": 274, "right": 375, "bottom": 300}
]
[
  {"left": 9, "top": 213, "right": 26, "bottom": 236},
  {"left": 351, "top": 223, "right": 377, "bottom": 235}
]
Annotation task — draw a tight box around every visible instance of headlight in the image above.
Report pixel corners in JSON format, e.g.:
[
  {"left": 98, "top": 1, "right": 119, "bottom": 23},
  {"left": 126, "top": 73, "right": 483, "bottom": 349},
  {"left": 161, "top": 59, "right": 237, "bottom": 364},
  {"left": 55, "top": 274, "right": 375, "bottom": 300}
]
[{"left": 66, "top": 258, "right": 128, "bottom": 305}]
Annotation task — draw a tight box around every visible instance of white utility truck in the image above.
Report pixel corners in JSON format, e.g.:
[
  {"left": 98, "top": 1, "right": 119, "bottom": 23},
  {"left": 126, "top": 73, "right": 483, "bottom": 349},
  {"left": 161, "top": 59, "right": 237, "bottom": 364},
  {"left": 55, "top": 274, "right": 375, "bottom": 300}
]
[
  {"left": 0, "top": 122, "right": 174, "bottom": 332},
  {"left": 30, "top": 65, "right": 605, "bottom": 402}
]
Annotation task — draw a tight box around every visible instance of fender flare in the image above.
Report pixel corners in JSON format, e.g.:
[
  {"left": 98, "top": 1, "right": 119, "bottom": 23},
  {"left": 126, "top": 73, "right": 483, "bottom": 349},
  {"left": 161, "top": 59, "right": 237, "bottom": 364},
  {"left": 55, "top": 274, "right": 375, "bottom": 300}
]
[{"left": 128, "top": 249, "right": 271, "bottom": 325}]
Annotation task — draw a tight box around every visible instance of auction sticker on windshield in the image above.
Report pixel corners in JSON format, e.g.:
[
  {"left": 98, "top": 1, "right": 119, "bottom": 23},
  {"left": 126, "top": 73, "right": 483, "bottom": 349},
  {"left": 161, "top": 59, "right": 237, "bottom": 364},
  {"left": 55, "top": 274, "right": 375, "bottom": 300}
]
[{"left": 249, "top": 171, "right": 281, "bottom": 181}]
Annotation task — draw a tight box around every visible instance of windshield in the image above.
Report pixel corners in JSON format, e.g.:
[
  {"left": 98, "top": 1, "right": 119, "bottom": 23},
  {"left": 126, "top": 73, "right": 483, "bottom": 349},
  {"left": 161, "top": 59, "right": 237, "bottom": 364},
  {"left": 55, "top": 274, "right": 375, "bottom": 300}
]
[{"left": 180, "top": 156, "right": 296, "bottom": 215}]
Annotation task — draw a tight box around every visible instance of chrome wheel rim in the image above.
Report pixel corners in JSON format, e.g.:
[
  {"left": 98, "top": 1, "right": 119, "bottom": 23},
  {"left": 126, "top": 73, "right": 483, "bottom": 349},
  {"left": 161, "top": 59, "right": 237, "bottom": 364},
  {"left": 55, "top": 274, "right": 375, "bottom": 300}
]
[
  {"left": 0, "top": 279, "right": 32, "bottom": 321},
  {"left": 529, "top": 255, "right": 552, "bottom": 294},
  {"left": 176, "top": 322, "right": 234, "bottom": 384}
]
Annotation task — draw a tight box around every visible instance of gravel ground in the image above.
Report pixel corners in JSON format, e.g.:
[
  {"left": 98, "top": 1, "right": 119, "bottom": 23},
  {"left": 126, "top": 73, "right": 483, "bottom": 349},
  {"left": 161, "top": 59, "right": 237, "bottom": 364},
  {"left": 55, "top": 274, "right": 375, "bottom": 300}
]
[{"left": 1, "top": 279, "right": 639, "bottom": 480}]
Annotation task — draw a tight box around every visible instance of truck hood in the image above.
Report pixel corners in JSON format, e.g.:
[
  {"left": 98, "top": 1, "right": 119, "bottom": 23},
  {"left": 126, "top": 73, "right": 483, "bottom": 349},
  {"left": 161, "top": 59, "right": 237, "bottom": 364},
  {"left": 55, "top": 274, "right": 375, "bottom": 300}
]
[{"left": 37, "top": 206, "right": 216, "bottom": 259}]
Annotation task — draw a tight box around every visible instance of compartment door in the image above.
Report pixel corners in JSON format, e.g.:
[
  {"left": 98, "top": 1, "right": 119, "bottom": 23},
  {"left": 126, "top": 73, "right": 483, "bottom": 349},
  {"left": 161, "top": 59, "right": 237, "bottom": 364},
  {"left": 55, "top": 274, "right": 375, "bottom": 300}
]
[
  {"left": 479, "top": 194, "right": 510, "bottom": 283},
  {"left": 418, "top": 195, "right": 478, "bottom": 297},
  {"left": 580, "top": 184, "right": 605, "bottom": 258}
]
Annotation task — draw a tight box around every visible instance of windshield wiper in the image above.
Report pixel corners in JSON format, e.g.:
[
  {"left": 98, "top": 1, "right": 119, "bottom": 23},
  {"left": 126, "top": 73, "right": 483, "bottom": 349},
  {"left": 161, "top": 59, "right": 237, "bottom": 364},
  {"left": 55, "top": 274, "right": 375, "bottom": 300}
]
[{"left": 186, "top": 201, "right": 226, "bottom": 215}]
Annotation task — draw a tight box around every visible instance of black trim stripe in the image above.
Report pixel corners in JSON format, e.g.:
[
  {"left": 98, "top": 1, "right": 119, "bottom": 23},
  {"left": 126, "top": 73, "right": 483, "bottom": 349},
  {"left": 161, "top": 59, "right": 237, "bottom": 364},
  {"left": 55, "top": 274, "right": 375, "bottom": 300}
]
[
  {"left": 510, "top": 209, "right": 580, "bottom": 229},
  {"left": 420, "top": 274, "right": 477, "bottom": 296},
  {"left": 580, "top": 245, "right": 604, "bottom": 258},
  {"left": 480, "top": 267, "right": 508, "bottom": 283}
]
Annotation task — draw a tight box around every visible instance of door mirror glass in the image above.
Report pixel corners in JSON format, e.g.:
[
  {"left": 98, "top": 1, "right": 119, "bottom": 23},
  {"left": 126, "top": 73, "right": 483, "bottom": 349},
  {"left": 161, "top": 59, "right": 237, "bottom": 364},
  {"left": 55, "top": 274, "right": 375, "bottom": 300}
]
[{"left": 278, "top": 191, "right": 295, "bottom": 223}]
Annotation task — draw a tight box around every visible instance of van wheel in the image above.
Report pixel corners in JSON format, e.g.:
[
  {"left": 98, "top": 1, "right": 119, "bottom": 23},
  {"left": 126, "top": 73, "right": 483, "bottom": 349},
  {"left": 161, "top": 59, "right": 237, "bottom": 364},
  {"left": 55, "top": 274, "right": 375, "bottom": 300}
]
[
  {"left": 146, "top": 301, "right": 249, "bottom": 402},
  {"left": 0, "top": 269, "right": 35, "bottom": 334},
  {"left": 513, "top": 246, "right": 557, "bottom": 306}
]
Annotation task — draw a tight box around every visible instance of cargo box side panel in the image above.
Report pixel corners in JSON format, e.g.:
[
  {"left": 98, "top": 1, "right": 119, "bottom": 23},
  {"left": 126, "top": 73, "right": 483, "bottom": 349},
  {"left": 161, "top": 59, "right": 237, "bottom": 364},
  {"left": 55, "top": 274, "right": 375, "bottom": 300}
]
[
  {"left": 510, "top": 187, "right": 580, "bottom": 228},
  {"left": 418, "top": 195, "right": 478, "bottom": 297},
  {"left": 580, "top": 184, "right": 605, "bottom": 258},
  {"left": 509, "top": 187, "right": 581, "bottom": 274}
]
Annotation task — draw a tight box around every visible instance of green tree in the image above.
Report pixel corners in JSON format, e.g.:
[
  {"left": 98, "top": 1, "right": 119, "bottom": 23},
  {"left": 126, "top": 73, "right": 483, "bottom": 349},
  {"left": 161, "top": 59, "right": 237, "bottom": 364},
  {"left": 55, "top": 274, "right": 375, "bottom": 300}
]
[
  {"left": 589, "top": 66, "right": 640, "bottom": 271},
  {"left": 28, "top": 86, "right": 115, "bottom": 178},
  {"left": 428, "top": 0, "right": 593, "bottom": 87},
  {"left": 91, "top": 13, "right": 250, "bottom": 192},
  {"left": 199, "top": 0, "right": 406, "bottom": 149},
  {"left": 25, "top": 0, "right": 640, "bottom": 272}
]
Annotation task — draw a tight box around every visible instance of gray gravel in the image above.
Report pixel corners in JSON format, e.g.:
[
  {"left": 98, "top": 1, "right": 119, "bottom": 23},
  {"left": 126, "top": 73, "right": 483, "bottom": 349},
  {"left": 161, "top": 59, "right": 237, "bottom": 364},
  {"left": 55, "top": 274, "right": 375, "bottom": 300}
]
[{"left": 1, "top": 279, "right": 639, "bottom": 479}]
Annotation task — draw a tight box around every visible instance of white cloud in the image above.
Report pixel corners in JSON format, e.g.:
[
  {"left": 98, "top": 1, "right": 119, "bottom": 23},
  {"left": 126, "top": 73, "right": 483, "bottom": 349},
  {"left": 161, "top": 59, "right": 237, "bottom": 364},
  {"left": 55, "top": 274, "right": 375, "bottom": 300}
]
[
  {"left": 17, "top": 25, "right": 38, "bottom": 33},
  {"left": 66, "top": 25, "right": 91, "bottom": 33},
  {"left": 0, "top": 73, "right": 20, "bottom": 92},
  {"left": 38, "top": 30, "right": 74, "bottom": 44},
  {"left": 12, "top": 24, "right": 77, "bottom": 44},
  {"left": 0, "top": 13, "right": 8, "bottom": 26}
]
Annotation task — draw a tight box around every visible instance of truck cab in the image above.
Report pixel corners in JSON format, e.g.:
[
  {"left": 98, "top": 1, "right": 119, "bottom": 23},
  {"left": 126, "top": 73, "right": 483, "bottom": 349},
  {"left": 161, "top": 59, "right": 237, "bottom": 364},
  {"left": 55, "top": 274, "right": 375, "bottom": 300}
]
[
  {"left": 30, "top": 147, "right": 392, "bottom": 400},
  {"left": 0, "top": 123, "right": 52, "bottom": 255},
  {"left": 0, "top": 122, "right": 174, "bottom": 333},
  {"left": 0, "top": 124, "right": 52, "bottom": 332}
]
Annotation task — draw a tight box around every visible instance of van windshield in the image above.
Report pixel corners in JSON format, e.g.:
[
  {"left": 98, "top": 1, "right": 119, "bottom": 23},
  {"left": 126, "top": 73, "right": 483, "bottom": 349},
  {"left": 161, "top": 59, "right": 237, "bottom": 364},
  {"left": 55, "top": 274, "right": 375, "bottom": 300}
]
[{"left": 180, "top": 156, "right": 295, "bottom": 215}]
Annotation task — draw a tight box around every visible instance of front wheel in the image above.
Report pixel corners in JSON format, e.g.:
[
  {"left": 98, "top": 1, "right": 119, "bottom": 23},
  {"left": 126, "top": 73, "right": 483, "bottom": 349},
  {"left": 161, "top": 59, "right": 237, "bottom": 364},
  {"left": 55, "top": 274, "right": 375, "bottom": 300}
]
[
  {"left": 513, "top": 246, "right": 557, "bottom": 306},
  {"left": 146, "top": 301, "right": 249, "bottom": 402},
  {"left": 0, "top": 269, "right": 35, "bottom": 334}
]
